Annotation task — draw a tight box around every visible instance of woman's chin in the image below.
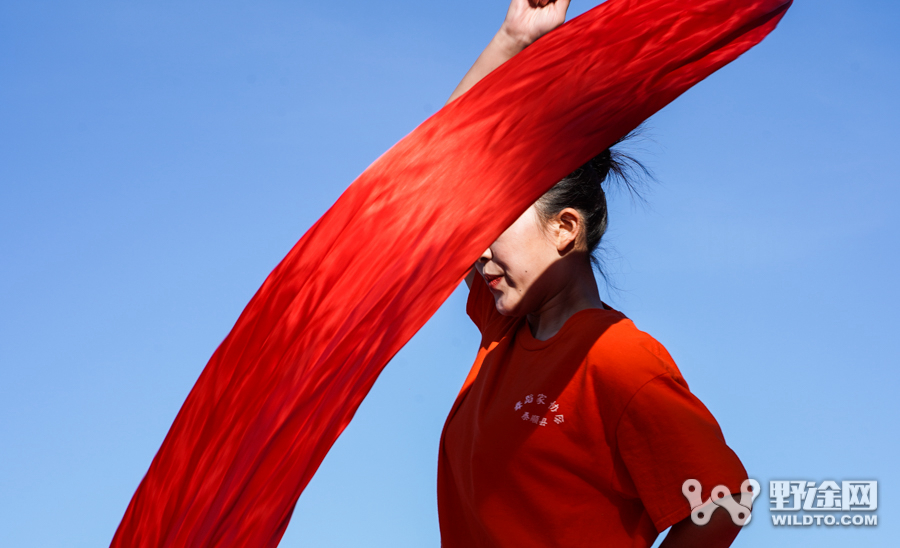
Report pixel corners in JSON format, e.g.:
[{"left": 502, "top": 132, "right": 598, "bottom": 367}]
[{"left": 493, "top": 296, "right": 525, "bottom": 317}]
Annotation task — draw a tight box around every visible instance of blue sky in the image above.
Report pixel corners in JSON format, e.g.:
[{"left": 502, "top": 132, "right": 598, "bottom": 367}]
[{"left": 1, "top": 1, "right": 897, "bottom": 546}]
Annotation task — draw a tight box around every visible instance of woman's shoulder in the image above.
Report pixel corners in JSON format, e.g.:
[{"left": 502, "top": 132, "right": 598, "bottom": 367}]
[{"left": 578, "top": 309, "right": 687, "bottom": 406}]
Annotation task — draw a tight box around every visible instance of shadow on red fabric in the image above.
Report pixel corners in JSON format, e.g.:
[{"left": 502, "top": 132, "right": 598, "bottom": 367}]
[{"left": 111, "top": 1, "right": 792, "bottom": 546}]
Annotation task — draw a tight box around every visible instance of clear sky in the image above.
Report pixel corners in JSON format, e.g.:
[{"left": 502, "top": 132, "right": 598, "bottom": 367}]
[{"left": 1, "top": 1, "right": 897, "bottom": 547}]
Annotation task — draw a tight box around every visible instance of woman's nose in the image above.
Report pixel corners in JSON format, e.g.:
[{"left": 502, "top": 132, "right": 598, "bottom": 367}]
[{"left": 479, "top": 247, "right": 492, "bottom": 262}]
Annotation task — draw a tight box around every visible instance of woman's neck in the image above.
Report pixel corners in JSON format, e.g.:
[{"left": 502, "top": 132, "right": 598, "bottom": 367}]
[{"left": 525, "top": 262, "right": 603, "bottom": 341}]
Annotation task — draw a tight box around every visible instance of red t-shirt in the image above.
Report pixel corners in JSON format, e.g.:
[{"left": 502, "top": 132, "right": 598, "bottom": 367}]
[{"left": 437, "top": 279, "right": 748, "bottom": 547}]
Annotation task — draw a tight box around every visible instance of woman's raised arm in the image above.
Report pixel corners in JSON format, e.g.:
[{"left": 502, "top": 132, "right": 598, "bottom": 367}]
[
  {"left": 454, "top": 0, "right": 570, "bottom": 289},
  {"left": 447, "top": 0, "right": 570, "bottom": 104}
]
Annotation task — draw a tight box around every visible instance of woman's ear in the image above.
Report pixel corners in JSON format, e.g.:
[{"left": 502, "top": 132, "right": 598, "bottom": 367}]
[{"left": 554, "top": 208, "right": 582, "bottom": 254}]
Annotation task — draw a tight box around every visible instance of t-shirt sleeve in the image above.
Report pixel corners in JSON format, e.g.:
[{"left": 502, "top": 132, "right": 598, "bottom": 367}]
[
  {"left": 615, "top": 373, "right": 748, "bottom": 533},
  {"left": 465, "top": 274, "right": 501, "bottom": 333}
]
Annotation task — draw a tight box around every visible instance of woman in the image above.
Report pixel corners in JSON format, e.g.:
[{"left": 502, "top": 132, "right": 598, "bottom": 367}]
[{"left": 437, "top": 2, "right": 749, "bottom": 547}]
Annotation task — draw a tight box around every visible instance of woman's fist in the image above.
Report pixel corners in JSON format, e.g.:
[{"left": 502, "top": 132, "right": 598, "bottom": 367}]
[{"left": 500, "top": 0, "right": 571, "bottom": 49}]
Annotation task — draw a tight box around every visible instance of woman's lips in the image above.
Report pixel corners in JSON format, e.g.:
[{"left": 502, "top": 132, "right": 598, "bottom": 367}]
[{"left": 484, "top": 273, "right": 503, "bottom": 289}]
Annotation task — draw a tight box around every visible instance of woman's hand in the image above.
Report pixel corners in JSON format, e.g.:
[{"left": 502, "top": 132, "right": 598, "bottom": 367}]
[
  {"left": 446, "top": 0, "right": 570, "bottom": 104},
  {"left": 500, "top": 0, "right": 571, "bottom": 51}
]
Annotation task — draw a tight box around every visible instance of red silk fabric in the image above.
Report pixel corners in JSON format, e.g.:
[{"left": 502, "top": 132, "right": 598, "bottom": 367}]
[{"left": 112, "top": 1, "right": 792, "bottom": 546}]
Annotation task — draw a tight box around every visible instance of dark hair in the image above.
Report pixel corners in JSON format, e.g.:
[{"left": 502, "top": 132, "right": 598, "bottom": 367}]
[{"left": 534, "top": 129, "right": 650, "bottom": 271}]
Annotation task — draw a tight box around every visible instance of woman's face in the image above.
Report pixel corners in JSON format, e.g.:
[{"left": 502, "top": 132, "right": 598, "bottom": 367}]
[{"left": 475, "top": 204, "right": 567, "bottom": 316}]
